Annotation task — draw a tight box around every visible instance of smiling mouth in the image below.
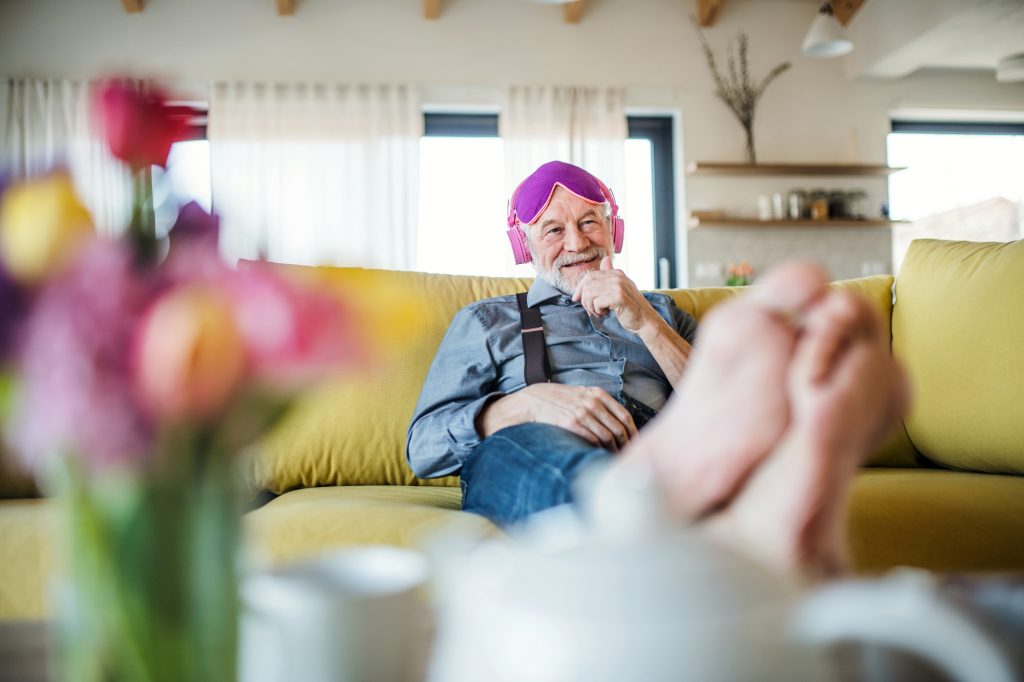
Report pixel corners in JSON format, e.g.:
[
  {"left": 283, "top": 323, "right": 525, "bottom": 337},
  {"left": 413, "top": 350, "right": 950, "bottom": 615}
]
[{"left": 560, "top": 257, "right": 598, "bottom": 270}]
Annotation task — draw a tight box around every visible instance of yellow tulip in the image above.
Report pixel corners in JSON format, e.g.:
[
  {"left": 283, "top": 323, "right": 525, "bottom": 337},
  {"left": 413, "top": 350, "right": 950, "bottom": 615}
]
[{"left": 0, "top": 173, "right": 94, "bottom": 286}]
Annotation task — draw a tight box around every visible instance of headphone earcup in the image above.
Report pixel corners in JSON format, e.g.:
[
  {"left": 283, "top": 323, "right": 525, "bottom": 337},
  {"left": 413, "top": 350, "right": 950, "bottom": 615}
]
[
  {"left": 612, "top": 216, "right": 625, "bottom": 254},
  {"left": 506, "top": 227, "right": 532, "bottom": 264}
]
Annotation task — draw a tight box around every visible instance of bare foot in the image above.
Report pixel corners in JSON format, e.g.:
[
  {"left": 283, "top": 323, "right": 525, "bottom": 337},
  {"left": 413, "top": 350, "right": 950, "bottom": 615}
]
[
  {"left": 703, "top": 291, "right": 909, "bottom": 581},
  {"left": 620, "top": 262, "right": 829, "bottom": 520}
]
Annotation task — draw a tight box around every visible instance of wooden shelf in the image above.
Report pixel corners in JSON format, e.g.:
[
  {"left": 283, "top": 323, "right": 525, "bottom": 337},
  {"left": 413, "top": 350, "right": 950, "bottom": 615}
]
[
  {"left": 686, "top": 162, "right": 906, "bottom": 177},
  {"left": 688, "top": 212, "right": 904, "bottom": 229}
]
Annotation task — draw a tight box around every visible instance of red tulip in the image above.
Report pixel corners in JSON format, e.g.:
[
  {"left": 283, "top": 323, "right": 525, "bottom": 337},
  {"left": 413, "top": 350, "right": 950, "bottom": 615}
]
[{"left": 91, "top": 79, "right": 191, "bottom": 170}]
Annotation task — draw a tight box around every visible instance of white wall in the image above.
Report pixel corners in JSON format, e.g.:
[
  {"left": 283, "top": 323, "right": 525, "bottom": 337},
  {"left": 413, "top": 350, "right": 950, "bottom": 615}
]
[{"left": 3, "top": 0, "right": 1022, "bottom": 284}]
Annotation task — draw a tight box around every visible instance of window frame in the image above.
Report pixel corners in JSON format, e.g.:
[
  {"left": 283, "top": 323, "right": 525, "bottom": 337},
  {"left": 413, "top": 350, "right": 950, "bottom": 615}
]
[
  {"left": 422, "top": 111, "right": 678, "bottom": 288},
  {"left": 627, "top": 116, "right": 677, "bottom": 288},
  {"left": 891, "top": 120, "right": 1024, "bottom": 136}
]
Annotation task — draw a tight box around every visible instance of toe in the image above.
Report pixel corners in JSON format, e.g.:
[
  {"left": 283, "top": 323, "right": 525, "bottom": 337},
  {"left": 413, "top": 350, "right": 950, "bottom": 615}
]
[{"left": 746, "top": 261, "right": 829, "bottom": 318}]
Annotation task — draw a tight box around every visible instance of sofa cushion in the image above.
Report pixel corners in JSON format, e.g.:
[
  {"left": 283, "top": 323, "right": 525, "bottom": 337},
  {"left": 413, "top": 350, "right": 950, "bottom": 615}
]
[
  {"left": 244, "top": 485, "right": 498, "bottom": 567},
  {"left": 893, "top": 239, "right": 1024, "bottom": 474},
  {"left": 847, "top": 468, "right": 1024, "bottom": 574},
  {"left": 243, "top": 268, "right": 532, "bottom": 494},
  {"left": 0, "top": 499, "right": 55, "bottom": 619}
]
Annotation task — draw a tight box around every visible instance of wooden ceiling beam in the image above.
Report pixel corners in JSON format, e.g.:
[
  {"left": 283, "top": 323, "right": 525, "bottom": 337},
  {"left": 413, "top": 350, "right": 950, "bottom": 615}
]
[
  {"left": 563, "top": 0, "right": 586, "bottom": 24},
  {"left": 831, "top": 0, "right": 865, "bottom": 26},
  {"left": 277, "top": 0, "right": 295, "bottom": 16},
  {"left": 696, "top": 0, "right": 724, "bottom": 27},
  {"left": 122, "top": 0, "right": 143, "bottom": 13},
  {"left": 424, "top": 0, "right": 442, "bottom": 20}
]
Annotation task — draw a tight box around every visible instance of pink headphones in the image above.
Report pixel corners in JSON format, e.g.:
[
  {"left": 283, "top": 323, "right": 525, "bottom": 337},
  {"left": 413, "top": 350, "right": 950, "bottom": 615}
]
[{"left": 505, "top": 162, "right": 625, "bottom": 265}]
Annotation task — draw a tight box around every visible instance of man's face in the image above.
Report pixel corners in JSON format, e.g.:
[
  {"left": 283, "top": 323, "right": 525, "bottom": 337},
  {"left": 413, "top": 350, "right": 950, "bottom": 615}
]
[{"left": 527, "top": 186, "right": 612, "bottom": 296}]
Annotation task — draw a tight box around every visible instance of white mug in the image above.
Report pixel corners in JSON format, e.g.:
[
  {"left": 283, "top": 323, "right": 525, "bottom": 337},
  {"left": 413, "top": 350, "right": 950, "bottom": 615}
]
[{"left": 239, "top": 546, "right": 429, "bottom": 682}]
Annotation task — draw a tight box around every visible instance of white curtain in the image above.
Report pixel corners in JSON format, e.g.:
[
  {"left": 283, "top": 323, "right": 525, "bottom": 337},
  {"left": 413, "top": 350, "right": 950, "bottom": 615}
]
[
  {"left": 0, "top": 78, "right": 132, "bottom": 235},
  {"left": 208, "top": 82, "right": 421, "bottom": 268},
  {"left": 500, "top": 86, "right": 650, "bottom": 279},
  {"left": 501, "top": 85, "right": 627, "bottom": 200}
]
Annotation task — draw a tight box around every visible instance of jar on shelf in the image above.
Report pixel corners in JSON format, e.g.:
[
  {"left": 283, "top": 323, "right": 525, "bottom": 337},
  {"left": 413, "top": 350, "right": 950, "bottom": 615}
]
[
  {"left": 809, "top": 189, "right": 829, "bottom": 220},
  {"left": 787, "top": 190, "right": 808, "bottom": 220},
  {"left": 848, "top": 190, "right": 868, "bottom": 219},
  {"left": 828, "top": 190, "right": 848, "bottom": 219}
]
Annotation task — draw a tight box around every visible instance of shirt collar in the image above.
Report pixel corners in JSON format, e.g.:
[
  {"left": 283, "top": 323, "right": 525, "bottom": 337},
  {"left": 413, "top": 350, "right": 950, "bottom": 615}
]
[{"left": 526, "top": 277, "right": 571, "bottom": 307}]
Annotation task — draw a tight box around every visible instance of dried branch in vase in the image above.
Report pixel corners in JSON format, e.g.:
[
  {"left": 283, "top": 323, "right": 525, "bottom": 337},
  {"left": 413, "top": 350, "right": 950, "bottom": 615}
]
[{"left": 695, "top": 24, "right": 791, "bottom": 164}]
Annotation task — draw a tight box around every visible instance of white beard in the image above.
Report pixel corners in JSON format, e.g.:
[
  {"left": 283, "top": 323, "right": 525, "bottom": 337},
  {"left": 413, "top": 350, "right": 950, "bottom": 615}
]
[{"left": 534, "top": 246, "right": 608, "bottom": 296}]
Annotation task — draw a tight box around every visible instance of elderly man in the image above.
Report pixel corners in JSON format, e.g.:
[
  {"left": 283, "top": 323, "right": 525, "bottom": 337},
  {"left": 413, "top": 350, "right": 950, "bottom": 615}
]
[{"left": 407, "top": 160, "right": 906, "bottom": 578}]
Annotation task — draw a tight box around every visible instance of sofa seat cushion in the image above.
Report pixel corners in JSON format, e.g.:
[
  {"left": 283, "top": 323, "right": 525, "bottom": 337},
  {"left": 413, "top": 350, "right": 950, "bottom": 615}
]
[
  {"left": 847, "top": 468, "right": 1024, "bottom": 574},
  {"left": 0, "top": 499, "right": 55, "bottom": 620},
  {"left": 245, "top": 485, "right": 498, "bottom": 567}
]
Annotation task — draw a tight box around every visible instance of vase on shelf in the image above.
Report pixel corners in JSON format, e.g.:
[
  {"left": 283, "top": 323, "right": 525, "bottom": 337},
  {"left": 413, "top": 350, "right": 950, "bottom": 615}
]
[{"left": 743, "top": 124, "right": 756, "bottom": 165}]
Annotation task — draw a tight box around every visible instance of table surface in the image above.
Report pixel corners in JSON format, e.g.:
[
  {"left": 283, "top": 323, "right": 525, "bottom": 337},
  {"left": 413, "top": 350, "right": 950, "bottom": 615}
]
[
  {"left": 2, "top": 575, "right": 1021, "bottom": 682},
  {"left": 0, "top": 621, "right": 47, "bottom": 682}
]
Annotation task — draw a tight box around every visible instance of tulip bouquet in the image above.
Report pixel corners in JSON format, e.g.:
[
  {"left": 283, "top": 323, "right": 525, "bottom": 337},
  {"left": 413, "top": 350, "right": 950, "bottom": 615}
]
[
  {"left": 725, "top": 261, "right": 755, "bottom": 287},
  {"left": 0, "top": 80, "right": 360, "bottom": 681}
]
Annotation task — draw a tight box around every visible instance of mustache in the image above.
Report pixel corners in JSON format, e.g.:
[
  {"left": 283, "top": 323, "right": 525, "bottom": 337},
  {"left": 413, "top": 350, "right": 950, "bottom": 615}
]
[{"left": 555, "top": 247, "right": 607, "bottom": 269}]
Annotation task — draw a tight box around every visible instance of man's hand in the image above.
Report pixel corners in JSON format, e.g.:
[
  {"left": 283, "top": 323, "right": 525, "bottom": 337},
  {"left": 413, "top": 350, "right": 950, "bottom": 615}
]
[
  {"left": 476, "top": 383, "right": 637, "bottom": 452},
  {"left": 573, "top": 257, "right": 658, "bottom": 334}
]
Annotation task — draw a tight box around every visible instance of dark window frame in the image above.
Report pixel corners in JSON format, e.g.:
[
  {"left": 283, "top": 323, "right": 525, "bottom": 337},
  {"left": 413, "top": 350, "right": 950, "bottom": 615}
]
[
  {"left": 627, "top": 116, "right": 677, "bottom": 288},
  {"left": 423, "top": 112, "right": 678, "bottom": 288},
  {"left": 892, "top": 120, "right": 1024, "bottom": 136},
  {"left": 424, "top": 112, "right": 499, "bottom": 137}
]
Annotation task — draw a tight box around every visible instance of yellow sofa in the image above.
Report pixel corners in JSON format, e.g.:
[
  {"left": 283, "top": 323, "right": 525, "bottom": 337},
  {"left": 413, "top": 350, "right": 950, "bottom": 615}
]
[{"left": 2, "top": 238, "right": 1023, "bottom": 620}]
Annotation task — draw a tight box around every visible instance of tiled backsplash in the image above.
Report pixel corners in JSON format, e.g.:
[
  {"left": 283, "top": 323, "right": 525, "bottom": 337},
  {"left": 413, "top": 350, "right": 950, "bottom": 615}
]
[{"left": 687, "top": 226, "right": 893, "bottom": 287}]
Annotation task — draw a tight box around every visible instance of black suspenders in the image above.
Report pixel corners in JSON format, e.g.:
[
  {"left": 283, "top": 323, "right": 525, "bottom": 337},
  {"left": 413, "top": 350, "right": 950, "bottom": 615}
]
[
  {"left": 515, "top": 290, "right": 660, "bottom": 428},
  {"left": 515, "top": 292, "right": 550, "bottom": 386}
]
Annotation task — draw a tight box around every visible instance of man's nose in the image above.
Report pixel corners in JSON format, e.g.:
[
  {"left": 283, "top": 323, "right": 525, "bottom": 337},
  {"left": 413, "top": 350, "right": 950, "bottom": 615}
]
[{"left": 562, "top": 224, "right": 589, "bottom": 251}]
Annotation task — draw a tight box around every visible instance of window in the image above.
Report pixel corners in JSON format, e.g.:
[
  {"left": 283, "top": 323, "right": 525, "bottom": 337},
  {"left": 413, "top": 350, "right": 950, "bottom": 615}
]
[
  {"left": 416, "top": 113, "right": 677, "bottom": 289},
  {"left": 417, "top": 114, "right": 510, "bottom": 277},
  {"left": 152, "top": 117, "right": 210, "bottom": 238},
  {"left": 888, "top": 121, "right": 1024, "bottom": 271}
]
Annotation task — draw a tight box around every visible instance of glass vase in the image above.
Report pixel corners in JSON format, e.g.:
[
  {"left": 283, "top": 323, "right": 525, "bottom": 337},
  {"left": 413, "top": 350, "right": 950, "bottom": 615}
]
[{"left": 52, "top": 432, "right": 241, "bottom": 682}]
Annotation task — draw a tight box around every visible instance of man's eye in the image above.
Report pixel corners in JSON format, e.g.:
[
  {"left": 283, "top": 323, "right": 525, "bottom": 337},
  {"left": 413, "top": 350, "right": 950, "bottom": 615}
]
[{"left": 545, "top": 227, "right": 563, "bottom": 237}]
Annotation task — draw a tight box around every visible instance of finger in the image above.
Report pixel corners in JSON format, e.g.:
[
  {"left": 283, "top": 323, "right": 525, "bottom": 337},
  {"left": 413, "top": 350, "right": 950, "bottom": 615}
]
[
  {"left": 589, "top": 292, "right": 612, "bottom": 317},
  {"left": 600, "top": 256, "right": 613, "bottom": 271},
  {"left": 593, "top": 389, "right": 639, "bottom": 439},
  {"left": 576, "top": 414, "right": 619, "bottom": 452},
  {"left": 572, "top": 272, "right": 594, "bottom": 303},
  {"left": 590, "top": 404, "right": 632, "bottom": 449}
]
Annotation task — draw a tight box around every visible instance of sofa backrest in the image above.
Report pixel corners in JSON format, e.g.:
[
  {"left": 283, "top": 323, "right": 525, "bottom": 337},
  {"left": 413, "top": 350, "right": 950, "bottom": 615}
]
[
  {"left": 893, "top": 238, "right": 1024, "bottom": 475},
  {"left": 244, "top": 267, "right": 915, "bottom": 494}
]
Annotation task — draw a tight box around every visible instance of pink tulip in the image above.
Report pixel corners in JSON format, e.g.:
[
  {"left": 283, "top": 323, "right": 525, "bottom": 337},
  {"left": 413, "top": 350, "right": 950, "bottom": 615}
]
[
  {"left": 134, "top": 285, "right": 247, "bottom": 423},
  {"left": 91, "top": 79, "right": 192, "bottom": 170},
  {"left": 230, "top": 262, "right": 360, "bottom": 386}
]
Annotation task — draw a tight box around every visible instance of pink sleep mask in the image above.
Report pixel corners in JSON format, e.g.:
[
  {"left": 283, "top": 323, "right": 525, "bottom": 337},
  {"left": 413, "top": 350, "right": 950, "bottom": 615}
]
[{"left": 505, "top": 161, "right": 624, "bottom": 265}]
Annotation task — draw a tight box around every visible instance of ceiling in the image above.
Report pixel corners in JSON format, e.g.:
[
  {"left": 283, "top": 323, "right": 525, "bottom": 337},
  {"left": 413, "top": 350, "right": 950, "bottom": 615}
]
[
  {"left": 114, "top": 0, "right": 1024, "bottom": 79},
  {"left": 706, "top": 0, "right": 1023, "bottom": 78},
  {"left": 846, "top": 0, "right": 1024, "bottom": 78}
]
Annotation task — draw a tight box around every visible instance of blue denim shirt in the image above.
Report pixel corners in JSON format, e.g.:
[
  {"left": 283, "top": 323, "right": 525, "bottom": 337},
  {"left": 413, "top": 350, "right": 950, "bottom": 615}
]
[{"left": 406, "top": 278, "right": 699, "bottom": 478}]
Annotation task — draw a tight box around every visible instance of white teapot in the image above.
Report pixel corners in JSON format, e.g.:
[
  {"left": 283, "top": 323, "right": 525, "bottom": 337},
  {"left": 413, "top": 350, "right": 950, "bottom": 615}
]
[{"left": 427, "top": 463, "right": 1014, "bottom": 682}]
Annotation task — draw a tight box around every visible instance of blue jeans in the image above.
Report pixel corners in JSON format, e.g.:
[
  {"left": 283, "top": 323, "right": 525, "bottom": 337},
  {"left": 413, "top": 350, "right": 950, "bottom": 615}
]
[{"left": 459, "top": 423, "right": 612, "bottom": 527}]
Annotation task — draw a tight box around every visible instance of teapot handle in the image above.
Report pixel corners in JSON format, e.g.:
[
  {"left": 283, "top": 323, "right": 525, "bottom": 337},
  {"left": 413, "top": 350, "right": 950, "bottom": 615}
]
[{"left": 789, "top": 569, "right": 1014, "bottom": 682}]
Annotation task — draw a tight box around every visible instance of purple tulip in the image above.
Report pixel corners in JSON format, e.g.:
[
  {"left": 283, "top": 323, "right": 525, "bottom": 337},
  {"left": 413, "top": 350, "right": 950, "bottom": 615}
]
[
  {"left": 0, "top": 261, "right": 26, "bottom": 360},
  {"left": 7, "top": 240, "right": 155, "bottom": 472},
  {"left": 169, "top": 201, "right": 220, "bottom": 247}
]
